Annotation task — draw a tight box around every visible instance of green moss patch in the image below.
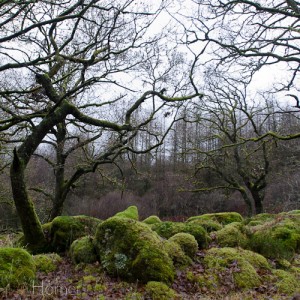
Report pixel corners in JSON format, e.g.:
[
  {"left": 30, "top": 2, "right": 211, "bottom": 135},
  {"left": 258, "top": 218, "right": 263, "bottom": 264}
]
[
  {"left": 114, "top": 206, "right": 139, "bottom": 220},
  {"left": 145, "top": 281, "right": 177, "bottom": 300},
  {"left": 272, "top": 269, "right": 300, "bottom": 295},
  {"left": 151, "top": 221, "right": 209, "bottom": 248},
  {"left": 202, "top": 247, "right": 270, "bottom": 289},
  {"left": 168, "top": 233, "right": 198, "bottom": 259},
  {"left": 0, "top": 247, "right": 36, "bottom": 288},
  {"left": 143, "top": 215, "right": 162, "bottom": 225},
  {"left": 164, "top": 240, "right": 192, "bottom": 268},
  {"left": 70, "top": 236, "right": 98, "bottom": 264},
  {"left": 214, "top": 222, "right": 249, "bottom": 248},
  {"left": 94, "top": 217, "right": 175, "bottom": 284},
  {"left": 50, "top": 215, "right": 101, "bottom": 252},
  {"left": 249, "top": 218, "right": 300, "bottom": 260},
  {"left": 187, "top": 218, "right": 223, "bottom": 232},
  {"left": 32, "top": 253, "right": 62, "bottom": 273},
  {"left": 187, "top": 212, "right": 243, "bottom": 225}
]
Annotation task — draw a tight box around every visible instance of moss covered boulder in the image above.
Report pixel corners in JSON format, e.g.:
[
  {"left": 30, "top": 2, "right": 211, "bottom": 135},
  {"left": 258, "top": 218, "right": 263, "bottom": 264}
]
[
  {"left": 114, "top": 206, "right": 139, "bottom": 220},
  {"left": 187, "top": 212, "right": 243, "bottom": 225},
  {"left": 143, "top": 215, "right": 162, "bottom": 225},
  {"left": 164, "top": 240, "right": 192, "bottom": 268},
  {"left": 272, "top": 269, "right": 300, "bottom": 295},
  {"left": 50, "top": 215, "right": 102, "bottom": 252},
  {"left": 168, "top": 233, "right": 198, "bottom": 259},
  {"left": 202, "top": 247, "right": 270, "bottom": 289},
  {"left": 94, "top": 217, "right": 175, "bottom": 284},
  {"left": 249, "top": 217, "right": 300, "bottom": 260},
  {"left": 0, "top": 247, "right": 36, "bottom": 288},
  {"left": 187, "top": 218, "right": 223, "bottom": 232},
  {"left": 145, "top": 281, "right": 177, "bottom": 300},
  {"left": 32, "top": 253, "right": 62, "bottom": 273},
  {"left": 214, "top": 222, "right": 249, "bottom": 248},
  {"left": 151, "top": 221, "right": 209, "bottom": 248},
  {"left": 70, "top": 236, "right": 98, "bottom": 264}
]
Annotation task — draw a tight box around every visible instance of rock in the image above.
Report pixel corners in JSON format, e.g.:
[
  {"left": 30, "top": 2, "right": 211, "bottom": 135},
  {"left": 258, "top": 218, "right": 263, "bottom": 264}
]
[
  {"left": 214, "top": 222, "right": 249, "bottom": 248},
  {"left": 94, "top": 217, "right": 175, "bottom": 284},
  {"left": 272, "top": 269, "right": 299, "bottom": 295},
  {"left": 0, "top": 247, "right": 36, "bottom": 288},
  {"left": 69, "top": 236, "right": 98, "bottom": 264},
  {"left": 142, "top": 215, "right": 162, "bottom": 225},
  {"left": 114, "top": 205, "right": 139, "bottom": 220},
  {"left": 202, "top": 247, "right": 270, "bottom": 289},
  {"left": 145, "top": 281, "right": 177, "bottom": 300},
  {"left": 50, "top": 215, "right": 102, "bottom": 252},
  {"left": 168, "top": 233, "right": 198, "bottom": 259},
  {"left": 249, "top": 217, "right": 300, "bottom": 260},
  {"left": 187, "top": 212, "right": 243, "bottom": 225},
  {"left": 151, "top": 221, "right": 209, "bottom": 249},
  {"left": 32, "top": 253, "right": 62, "bottom": 273},
  {"left": 187, "top": 218, "right": 223, "bottom": 232},
  {"left": 164, "top": 240, "right": 192, "bottom": 268}
]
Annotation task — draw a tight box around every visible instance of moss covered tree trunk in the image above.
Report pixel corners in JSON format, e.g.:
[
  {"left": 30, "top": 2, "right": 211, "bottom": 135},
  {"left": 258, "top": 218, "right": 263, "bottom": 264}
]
[
  {"left": 10, "top": 149, "right": 47, "bottom": 253},
  {"left": 10, "top": 95, "right": 70, "bottom": 251}
]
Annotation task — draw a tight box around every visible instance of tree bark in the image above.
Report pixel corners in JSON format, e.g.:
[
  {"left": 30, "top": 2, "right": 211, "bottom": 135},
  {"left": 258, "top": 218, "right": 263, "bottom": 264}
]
[
  {"left": 10, "top": 149, "right": 47, "bottom": 253},
  {"left": 10, "top": 101, "right": 70, "bottom": 251}
]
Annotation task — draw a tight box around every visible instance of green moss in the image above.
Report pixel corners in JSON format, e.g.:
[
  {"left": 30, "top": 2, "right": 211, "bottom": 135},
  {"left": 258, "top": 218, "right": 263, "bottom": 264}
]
[
  {"left": 94, "top": 217, "right": 175, "bottom": 284},
  {"left": 69, "top": 236, "right": 98, "bottom": 264},
  {"left": 187, "top": 212, "right": 243, "bottom": 225},
  {"left": 114, "top": 206, "right": 139, "bottom": 220},
  {"left": 168, "top": 233, "right": 198, "bottom": 258},
  {"left": 0, "top": 247, "right": 36, "bottom": 288},
  {"left": 164, "top": 240, "right": 192, "bottom": 268},
  {"left": 145, "top": 281, "right": 177, "bottom": 300},
  {"left": 125, "top": 292, "right": 143, "bottom": 300},
  {"left": 214, "top": 223, "right": 248, "bottom": 248},
  {"left": 203, "top": 247, "right": 270, "bottom": 289},
  {"left": 272, "top": 269, "right": 300, "bottom": 294},
  {"left": 32, "top": 253, "right": 62, "bottom": 273},
  {"left": 50, "top": 215, "right": 101, "bottom": 252},
  {"left": 151, "top": 221, "right": 209, "bottom": 249},
  {"left": 249, "top": 219, "right": 300, "bottom": 260},
  {"left": 187, "top": 219, "right": 223, "bottom": 232},
  {"left": 247, "top": 213, "right": 275, "bottom": 224},
  {"left": 186, "top": 271, "right": 218, "bottom": 290},
  {"left": 143, "top": 215, "right": 162, "bottom": 225}
]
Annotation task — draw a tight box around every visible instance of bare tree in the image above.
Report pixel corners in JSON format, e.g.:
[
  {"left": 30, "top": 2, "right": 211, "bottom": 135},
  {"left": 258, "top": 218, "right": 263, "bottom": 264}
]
[
  {"left": 186, "top": 78, "right": 277, "bottom": 215},
  {"left": 0, "top": 1, "right": 202, "bottom": 251}
]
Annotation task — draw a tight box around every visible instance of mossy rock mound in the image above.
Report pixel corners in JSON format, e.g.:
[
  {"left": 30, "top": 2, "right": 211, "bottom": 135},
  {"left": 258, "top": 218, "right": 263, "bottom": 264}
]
[
  {"left": 214, "top": 222, "right": 249, "bottom": 248},
  {"left": 164, "top": 240, "right": 192, "bottom": 268},
  {"left": 50, "top": 215, "right": 102, "bottom": 252},
  {"left": 143, "top": 215, "right": 162, "bottom": 225},
  {"left": 246, "top": 213, "right": 275, "bottom": 226},
  {"left": 145, "top": 281, "right": 177, "bottom": 300},
  {"left": 114, "top": 205, "right": 139, "bottom": 220},
  {"left": 33, "top": 253, "right": 62, "bottom": 273},
  {"left": 151, "top": 221, "right": 209, "bottom": 249},
  {"left": 94, "top": 217, "right": 175, "bottom": 284},
  {"left": 0, "top": 247, "right": 36, "bottom": 288},
  {"left": 187, "top": 212, "right": 243, "bottom": 225},
  {"left": 249, "top": 218, "right": 300, "bottom": 261},
  {"left": 168, "top": 233, "right": 198, "bottom": 259},
  {"left": 70, "top": 236, "right": 98, "bottom": 264},
  {"left": 202, "top": 247, "right": 270, "bottom": 289},
  {"left": 272, "top": 269, "right": 300, "bottom": 295},
  {"left": 187, "top": 218, "right": 223, "bottom": 232}
]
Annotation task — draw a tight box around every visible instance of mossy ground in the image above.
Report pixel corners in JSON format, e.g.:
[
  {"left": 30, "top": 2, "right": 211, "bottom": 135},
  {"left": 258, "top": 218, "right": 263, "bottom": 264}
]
[{"left": 0, "top": 208, "right": 300, "bottom": 299}]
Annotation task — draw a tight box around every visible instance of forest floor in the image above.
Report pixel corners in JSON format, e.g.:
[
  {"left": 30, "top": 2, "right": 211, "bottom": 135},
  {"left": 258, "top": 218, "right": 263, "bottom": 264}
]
[{"left": 0, "top": 240, "right": 298, "bottom": 299}]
